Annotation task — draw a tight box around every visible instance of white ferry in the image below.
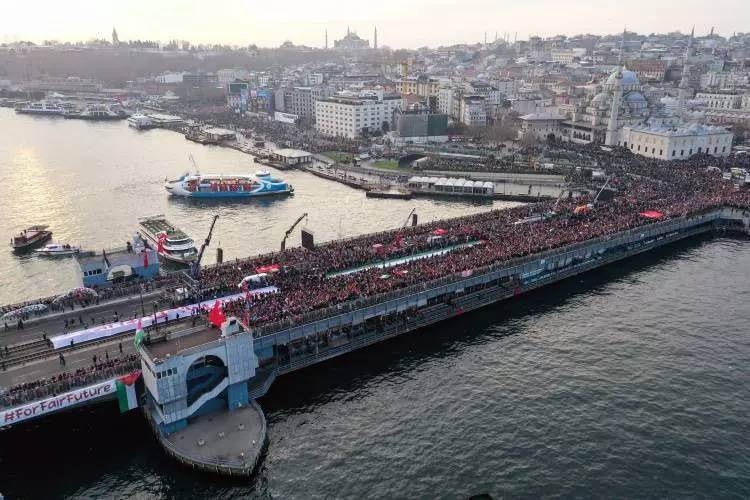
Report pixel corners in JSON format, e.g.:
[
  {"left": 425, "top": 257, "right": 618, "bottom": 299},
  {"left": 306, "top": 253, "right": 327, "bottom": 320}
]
[
  {"left": 15, "top": 101, "right": 65, "bottom": 116},
  {"left": 127, "top": 113, "right": 154, "bottom": 130},
  {"left": 138, "top": 215, "right": 198, "bottom": 264}
]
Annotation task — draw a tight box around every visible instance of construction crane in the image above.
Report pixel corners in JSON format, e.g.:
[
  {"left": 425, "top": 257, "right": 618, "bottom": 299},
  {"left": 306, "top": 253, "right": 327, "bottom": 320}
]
[
  {"left": 191, "top": 215, "right": 219, "bottom": 279},
  {"left": 281, "top": 213, "right": 308, "bottom": 252}
]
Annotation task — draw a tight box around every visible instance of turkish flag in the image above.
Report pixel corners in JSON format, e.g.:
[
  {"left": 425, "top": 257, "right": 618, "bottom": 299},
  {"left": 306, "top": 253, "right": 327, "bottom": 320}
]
[
  {"left": 208, "top": 300, "right": 225, "bottom": 327},
  {"left": 143, "top": 250, "right": 149, "bottom": 268}
]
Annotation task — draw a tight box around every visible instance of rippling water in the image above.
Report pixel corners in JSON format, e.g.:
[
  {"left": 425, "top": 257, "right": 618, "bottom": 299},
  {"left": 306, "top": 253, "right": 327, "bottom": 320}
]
[{"left": 2, "top": 110, "right": 750, "bottom": 499}]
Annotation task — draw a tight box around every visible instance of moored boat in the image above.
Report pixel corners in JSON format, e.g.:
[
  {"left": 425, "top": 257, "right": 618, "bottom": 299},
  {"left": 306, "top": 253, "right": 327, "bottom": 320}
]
[
  {"left": 10, "top": 226, "right": 52, "bottom": 251},
  {"left": 64, "top": 104, "right": 127, "bottom": 120},
  {"left": 138, "top": 215, "right": 198, "bottom": 264},
  {"left": 35, "top": 243, "right": 80, "bottom": 256}
]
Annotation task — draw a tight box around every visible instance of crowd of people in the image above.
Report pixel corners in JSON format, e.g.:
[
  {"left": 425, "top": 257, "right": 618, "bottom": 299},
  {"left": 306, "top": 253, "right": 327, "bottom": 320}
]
[
  {"left": 0, "top": 354, "right": 140, "bottom": 408},
  {"left": 186, "top": 144, "right": 750, "bottom": 331}
]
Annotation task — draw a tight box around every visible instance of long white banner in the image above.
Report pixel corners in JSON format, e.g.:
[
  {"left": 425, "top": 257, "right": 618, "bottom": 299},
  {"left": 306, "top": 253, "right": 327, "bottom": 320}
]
[
  {"left": 2, "top": 379, "right": 116, "bottom": 425},
  {"left": 50, "top": 287, "right": 276, "bottom": 349}
]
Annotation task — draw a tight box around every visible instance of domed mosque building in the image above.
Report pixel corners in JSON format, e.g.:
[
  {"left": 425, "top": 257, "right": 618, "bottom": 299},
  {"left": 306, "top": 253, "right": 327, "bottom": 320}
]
[{"left": 519, "top": 29, "right": 733, "bottom": 161}]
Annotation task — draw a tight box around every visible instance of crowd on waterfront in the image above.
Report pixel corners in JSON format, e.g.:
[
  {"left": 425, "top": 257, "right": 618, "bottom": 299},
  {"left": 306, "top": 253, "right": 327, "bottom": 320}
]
[{"left": 0, "top": 354, "right": 139, "bottom": 408}]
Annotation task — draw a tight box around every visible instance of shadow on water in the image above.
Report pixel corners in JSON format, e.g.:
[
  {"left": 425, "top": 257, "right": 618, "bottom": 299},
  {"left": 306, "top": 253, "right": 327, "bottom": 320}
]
[{"left": 260, "top": 232, "right": 724, "bottom": 414}]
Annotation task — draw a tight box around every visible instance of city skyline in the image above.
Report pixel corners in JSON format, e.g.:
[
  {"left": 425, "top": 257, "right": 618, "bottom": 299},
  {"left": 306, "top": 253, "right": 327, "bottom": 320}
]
[{"left": 2, "top": 0, "right": 750, "bottom": 49}]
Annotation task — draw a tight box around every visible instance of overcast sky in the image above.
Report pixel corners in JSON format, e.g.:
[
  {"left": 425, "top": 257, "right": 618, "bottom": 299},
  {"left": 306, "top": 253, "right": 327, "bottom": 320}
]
[{"left": 1, "top": 0, "right": 747, "bottom": 48}]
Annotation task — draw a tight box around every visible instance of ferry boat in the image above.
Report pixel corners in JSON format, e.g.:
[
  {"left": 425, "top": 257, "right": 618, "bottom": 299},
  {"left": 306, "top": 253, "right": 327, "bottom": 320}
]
[
  {"left": 64, "top": 104, "right": 127, "bottom": 121},
  {"left": 138, "top": 215, "right": 198, "bottom": 264},
  {"left": 10, "top": 226, "right": 52, "bottom": 251},
  {"left": 165, "top": 170, "right": 293, "bottom": 198},
  {"left": 128, "top": 113, "right": 154, "bottom": 130},
  {"left": 15, "top": 101, "right": 65, "bottom": 116},
  {"left": 35, "top": 243, "right": 80, "bottom": 256}
]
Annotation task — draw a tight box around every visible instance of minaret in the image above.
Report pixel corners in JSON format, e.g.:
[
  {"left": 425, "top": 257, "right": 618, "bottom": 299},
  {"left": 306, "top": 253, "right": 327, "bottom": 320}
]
[
  {"left": 325, "top": 29, "right": 328, "bottom": 49},
  {"left": 112, "top": 27, "right": 119, "bottom": 46},
  {"left": 374, "top": 26, "right": 378, "bottom": 49},
  {"left": 605, "top": 29, "right": 626, "bottom": 146},
  {"left": 347, "top": 26, "right": 350, "bottom": 36},
  {"left": 677, "top": 26, "right": 694, "bottom": 119}
]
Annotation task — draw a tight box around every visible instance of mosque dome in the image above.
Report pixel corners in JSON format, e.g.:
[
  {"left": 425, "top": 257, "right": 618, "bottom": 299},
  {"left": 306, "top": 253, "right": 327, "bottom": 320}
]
[
  {"left": 605, "top": 68, "right": 641, "bottom": 87},
  {"left": 591, "top": 91, "right": 610, "bottom": 109}
]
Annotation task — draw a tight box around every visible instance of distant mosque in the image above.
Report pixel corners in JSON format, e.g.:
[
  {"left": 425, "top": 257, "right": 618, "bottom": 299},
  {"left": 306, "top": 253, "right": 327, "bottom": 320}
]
[
  {"left": 333, "top": 26, "right": 377, "bottom": 50},
  {"left": 520, "top": 29, "right": 734, "bottom": 160},
  {"left": 112, "top": 27, "right": 120, "bottom": 46}
]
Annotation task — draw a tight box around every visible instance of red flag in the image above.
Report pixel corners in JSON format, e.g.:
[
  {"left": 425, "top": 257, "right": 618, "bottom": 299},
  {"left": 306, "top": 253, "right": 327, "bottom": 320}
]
[
  {"left": 143, "top": 250, "right": 149, "bottom": 268},
  {"left": 157, "top": 233, "right": 167, "bottom": 253},
  {"left": 208, "top": 300, "right": 225, "bottom": 327}
]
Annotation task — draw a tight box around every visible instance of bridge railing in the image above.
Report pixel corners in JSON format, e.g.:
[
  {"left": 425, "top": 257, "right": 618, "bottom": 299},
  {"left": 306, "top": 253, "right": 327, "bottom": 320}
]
[{"left": 0, "top": 359, "right": 141, "bottom": 410}]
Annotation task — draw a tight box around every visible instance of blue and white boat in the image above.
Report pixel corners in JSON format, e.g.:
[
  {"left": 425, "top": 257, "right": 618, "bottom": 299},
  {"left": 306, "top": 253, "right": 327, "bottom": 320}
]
[{"left": 165, "top": 170, "right": 294, "bottom": 198}]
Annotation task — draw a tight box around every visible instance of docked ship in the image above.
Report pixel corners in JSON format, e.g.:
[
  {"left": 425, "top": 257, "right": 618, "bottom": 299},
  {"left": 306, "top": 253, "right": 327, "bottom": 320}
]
[
  {"left": 127, "top": 113, "right": 154, "bottom": 130},
  {"left": 15, "top": 101, "right": 65, "bottom": 116},
  {"left": 10, "top": 226, "right": 52, "bottom": 251},
  {"left": 165, "top": 170, "right": 293, "bottom": 198},
  {"left": 64, "top": 104, "right": 127, "bottom": 120},
  {"left": 138, "top": 215, "right": 198, "bottom": 265}
]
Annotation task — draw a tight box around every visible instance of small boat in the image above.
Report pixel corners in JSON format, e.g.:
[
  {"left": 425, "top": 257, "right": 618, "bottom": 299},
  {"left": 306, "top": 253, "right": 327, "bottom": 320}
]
[
  {"left": 10, "top": 226, "right": 52, "bottom": 251},
  {"left": 35, "top": 243, "right": 80, "bottom": 256}
]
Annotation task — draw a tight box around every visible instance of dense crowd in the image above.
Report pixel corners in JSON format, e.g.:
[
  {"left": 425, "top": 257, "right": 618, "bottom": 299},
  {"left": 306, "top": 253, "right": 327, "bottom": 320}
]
[
  {"left": 0, "top": 354, "right": 140, "bottom": 408},
  {"left": 189, "top": 145, "right": 750, "bottom": 330}
]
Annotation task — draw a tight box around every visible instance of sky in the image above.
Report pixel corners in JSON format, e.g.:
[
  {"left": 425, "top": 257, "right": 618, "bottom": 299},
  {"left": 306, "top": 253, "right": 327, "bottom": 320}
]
[{"left": 1, "top": 0, "right": 748, "bottom": 49}]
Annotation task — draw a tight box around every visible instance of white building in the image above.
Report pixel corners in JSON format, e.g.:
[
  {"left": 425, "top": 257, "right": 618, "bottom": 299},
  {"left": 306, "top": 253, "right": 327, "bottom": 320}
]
[
  {"left": 620, "top": 124, "right": 733, "bottom": 160},
  {"left": 217, "top": 68, "right": 250, "bottom": 85},
  {"left": 315, "top": 92, "right": 401, "bottom": 139},
  {"left": 460, "top": 95, "right": 487, "bottom": 127},
  {"left": 695, "top": 91, "right": 744, "bottom": 110},
  {"left": 550, "top": 48, "right": 586, "bottom": 64},
  {"left": 155, "top": 72, "right": 184, "bottom": 84}
]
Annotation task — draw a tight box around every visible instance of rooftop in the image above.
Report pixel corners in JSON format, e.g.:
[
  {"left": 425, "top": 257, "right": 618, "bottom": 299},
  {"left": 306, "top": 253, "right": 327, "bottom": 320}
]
[{"left": 144, "top": 320, "right": 223, "bottom": 360}]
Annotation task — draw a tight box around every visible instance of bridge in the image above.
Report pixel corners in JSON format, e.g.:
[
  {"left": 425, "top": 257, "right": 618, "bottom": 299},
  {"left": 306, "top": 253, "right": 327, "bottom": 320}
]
[{"left": 1, "top": 207, "right": 748, "bottom": 473}]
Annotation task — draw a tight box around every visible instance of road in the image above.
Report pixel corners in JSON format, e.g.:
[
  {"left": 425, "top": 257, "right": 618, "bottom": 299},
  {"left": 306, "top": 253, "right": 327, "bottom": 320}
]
[{"left": 1, "top": 291, "right": 163, "bottom": 347}]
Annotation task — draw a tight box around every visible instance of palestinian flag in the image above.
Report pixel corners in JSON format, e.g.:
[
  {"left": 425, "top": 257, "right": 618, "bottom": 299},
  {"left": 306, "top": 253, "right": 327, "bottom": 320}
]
[
  {"left": 116, "top": 372, "right": 141, "bottom": 412},
  {"left": 134, "top": 319, "right": 145, "bottom": 350}
]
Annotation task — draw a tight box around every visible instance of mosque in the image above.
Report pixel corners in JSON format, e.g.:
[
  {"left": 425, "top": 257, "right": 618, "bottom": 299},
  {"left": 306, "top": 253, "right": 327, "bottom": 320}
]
[{"left": 519, "top": 30, "right": 734, "bottom": 160}]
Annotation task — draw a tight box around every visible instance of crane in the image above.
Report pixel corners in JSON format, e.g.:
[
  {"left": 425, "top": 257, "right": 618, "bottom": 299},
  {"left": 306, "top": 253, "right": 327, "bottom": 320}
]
[
  {"left": 191, "top": 214, "right": 219, "bottom": 279},
  {"left": 401, "top": 207, "right": 416, "bottom": 229},
  {"left": 281, "top": 213, "right": 308, "bottom": 252}
]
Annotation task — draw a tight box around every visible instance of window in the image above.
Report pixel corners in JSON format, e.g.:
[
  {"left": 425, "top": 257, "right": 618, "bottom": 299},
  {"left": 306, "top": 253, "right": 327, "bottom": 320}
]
[{"left": 681, "top": 150, "right": 684, "bottom": 156}]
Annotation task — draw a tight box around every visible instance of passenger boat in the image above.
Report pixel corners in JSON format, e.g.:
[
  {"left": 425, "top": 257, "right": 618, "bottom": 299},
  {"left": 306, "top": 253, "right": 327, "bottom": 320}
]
[
  {"left": 10, "top": 226, "right": 52, "bottom": 251},
  {"left": 64, "top": 104, "right": 127, "bottom": 120},
  {"left": 165, "top": 170, "right": 293, "bottom": 198},
  {"left": 35, "top": 243, "right": 80, "bottom": 256},
  {"left": 14, "top": 101, "right": 65, "bottom": 116},
  {"left": 138, "top": 215, "right": 198, "bottom": 264},
  {"left": 127, "top": 113, "right": 154, "bottom": 130}
]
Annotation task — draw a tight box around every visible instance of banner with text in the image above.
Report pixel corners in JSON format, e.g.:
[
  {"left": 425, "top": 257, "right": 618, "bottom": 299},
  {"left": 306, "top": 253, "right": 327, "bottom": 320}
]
[{"left": 3, "top": 379, "right": 116, "bottom": 425}]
